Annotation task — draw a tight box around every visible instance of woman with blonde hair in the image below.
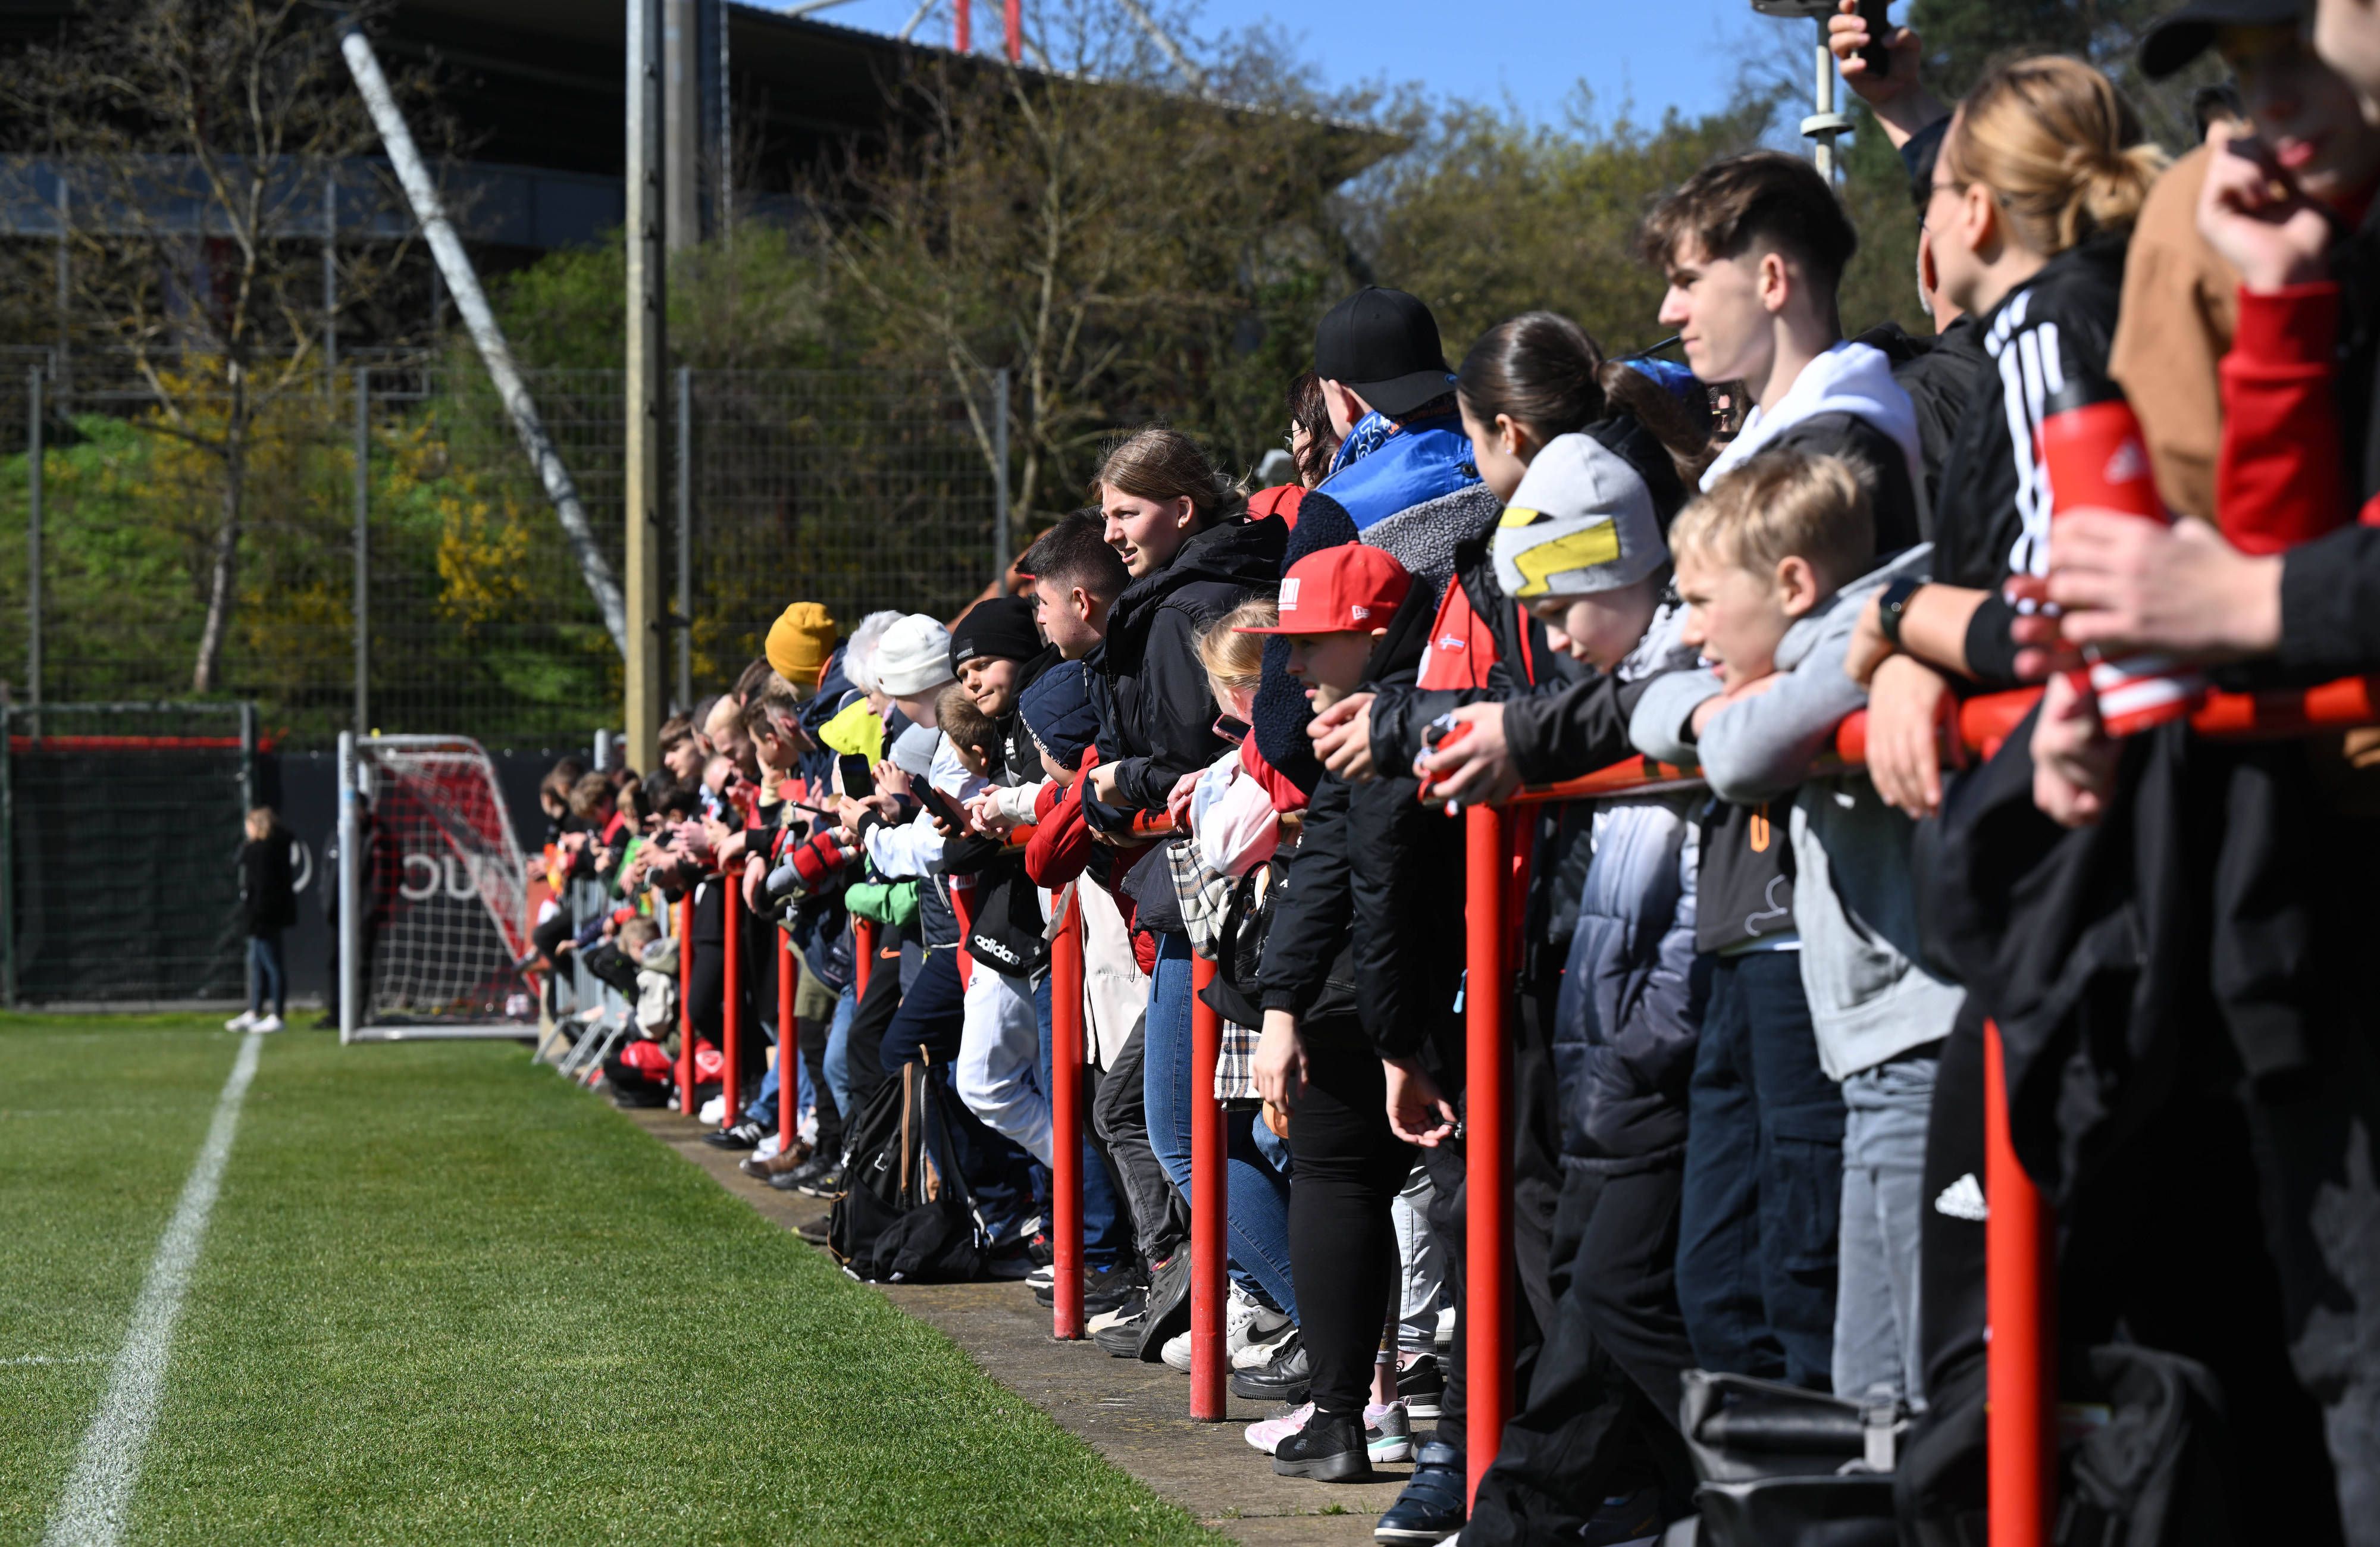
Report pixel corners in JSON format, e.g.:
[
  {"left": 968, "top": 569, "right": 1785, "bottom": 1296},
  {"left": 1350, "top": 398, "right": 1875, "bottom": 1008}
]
[{"left": 1842, "top": 53, "right": 2166, "bottom": 819}]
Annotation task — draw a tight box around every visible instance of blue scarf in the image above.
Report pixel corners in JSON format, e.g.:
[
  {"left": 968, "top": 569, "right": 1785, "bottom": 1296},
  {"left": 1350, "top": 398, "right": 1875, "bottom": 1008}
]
[{"left": 1317, "top": 408, "right": 1479, "bottom": 532}]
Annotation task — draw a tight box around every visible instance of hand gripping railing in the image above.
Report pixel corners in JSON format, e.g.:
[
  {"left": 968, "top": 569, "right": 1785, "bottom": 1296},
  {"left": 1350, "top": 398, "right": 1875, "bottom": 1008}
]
[{"left": 1459, "top": 674, "right": 2380, "bottom": 1539}]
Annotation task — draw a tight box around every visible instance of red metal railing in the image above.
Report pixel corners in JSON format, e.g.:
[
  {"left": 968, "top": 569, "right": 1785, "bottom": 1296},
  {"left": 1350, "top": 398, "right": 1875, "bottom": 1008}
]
[
  {"left": 1189, "top": 953, "right": 1229, "bottom": 1420},
  {"left": 675, "top": 891, "right": 696, "bottom": 1116},
  {"left": 1049, "top": 887, "right": 1088, "bottom": 1340},
  {"left": 778, "top": 923, "right": 798, "bottom": 1160},
  {"left": 722, "top": 875, "right": 743, "bottom": 1128},
  {"left": 1460, "top": 672, "right": 2380, "bottom": 1542}
]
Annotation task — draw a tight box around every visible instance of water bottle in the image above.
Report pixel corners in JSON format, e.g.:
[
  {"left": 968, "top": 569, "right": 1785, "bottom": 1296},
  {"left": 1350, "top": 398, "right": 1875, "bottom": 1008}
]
[{"left": 2041, "top": 375, "right": 2207, "bottom": 737}]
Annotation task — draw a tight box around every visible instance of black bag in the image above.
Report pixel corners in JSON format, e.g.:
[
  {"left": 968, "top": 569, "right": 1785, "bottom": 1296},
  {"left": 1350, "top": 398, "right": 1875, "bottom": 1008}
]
[
  {"left": 580, "top": 940, "right": 641, "bottom": 998},
  {"left": 828, "top": 1059, "right": 984, "bottom": 1283},
  {"left": 1894, "top": 1344, "right": 2236, "bottom": 1547},
  {"left": 1678, "top": 1370, "right": 1905, "bottom": 1546},
  {"left": 1196, "top": 860, "right": 1358, "bottom": 1029},
  {"left": 963, "top": 860, "right": 1049, "bottom": 979}
]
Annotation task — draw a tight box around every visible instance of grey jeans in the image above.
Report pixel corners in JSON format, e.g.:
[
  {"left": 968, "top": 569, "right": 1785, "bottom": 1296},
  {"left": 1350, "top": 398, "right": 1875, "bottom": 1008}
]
[{"left": 1833, "top": 1050, "right": 1937, "bottom": 1406}]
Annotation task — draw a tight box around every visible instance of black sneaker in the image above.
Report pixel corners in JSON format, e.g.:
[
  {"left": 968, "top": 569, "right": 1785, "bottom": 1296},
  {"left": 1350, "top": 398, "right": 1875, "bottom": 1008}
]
[
  {"left": 1373, "top": 1439, "right": 1465, "bottom": 1543},
  {"left": 1135, "top": 1251, "right": 1194, "bottom": 1361},
  {"left": 793, "top": 1216, "right": 831, "bottom": 1246},
  {"left": 792, "top": 1162, "right": 845, "bottom": 1198},
  {"left": 1035, "top": 1261, "right": 1142, "bottom": 1313},
  {"left": 1396, "top": 1352, "right": 1445, "bottom": 1420},
  {"left": 703, "top": 1120, "right": 771, "bottom": 1151},
  {"left": 1230, "top": 1341, "right": 1311, "bottom": 1404},
  {"left": 1581, "top": 1488, "right": 1667, "bottom": 1546},
  {"left": 981, "top": 1245, "right": 1036, "bottom": 1282},
  {"left": 1094, "top": 1314, "right": 1149, "bottom": 1358},
  {"left": 1272, "top": 1409, "right": 1372, "bottom": 1482}
]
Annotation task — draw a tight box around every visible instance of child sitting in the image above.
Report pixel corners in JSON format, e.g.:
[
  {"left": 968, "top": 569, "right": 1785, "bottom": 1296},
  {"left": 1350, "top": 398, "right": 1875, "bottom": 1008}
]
[{"left": 1630, "top": 449, "right": 1961, "bottom": 1407}]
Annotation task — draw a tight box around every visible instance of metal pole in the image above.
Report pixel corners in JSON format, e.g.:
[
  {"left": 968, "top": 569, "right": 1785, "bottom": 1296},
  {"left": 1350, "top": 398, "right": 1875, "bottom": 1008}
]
[
  {"left": 27, "top": 368, "right": 42, "bottom": 721},
  {"left": 238, "top": 702, "right": 256, "bottom": 815},
  {"left": 54, "top": 180, "right": 68, "bottom": 389},
  {"left": 340, "top": 23, "right": 631, "bottom": 656},
  {"left": 1464, "top": 801, "right": 1512, "bottom": 1505},
  {"left": 1003, "top": 0, "right": 1021, "bottom": 62},
  {"left": 593, "top": 729, "right": 612, "bottom": 773},
  {"left": 2, "top": 706, "right": 14, "bottom": 1008},
  {"left": 722, "top": 860, "right": 741, "bottom": 1127},
  {"left": 853, "top": 917, "right": 876, "bottom": 998},
  {"left": 1050, "top": 889, "right": 1086, "bottom": 1339},
  {"left": 776, "top": 926, "right": 797, "bottom": 1157},
  {"left": 676, "top": 890, "right": 696, "bottom": 1114},
  {"left": 1188, "top": 953, "right": 1227, "bottom": 1420},
  {"left": 992, "top": 368, "right": 1012, "bottom": 590},
  {"left": 1987, "top": 1021, "right": 2056, "bottom": 1546},
  {"left": 663, "top": 0, "right": 702, "bottom": 250},
  {"left": 1814, "top": 24, "right": 1836, "bottom": 181},
  {"left": 338, "top": 730, "right": 360, "bottom": 1043},
  {"left": 322, "top": 171, "right": 339, "bottom": 392},
  {"left": 675, "top": 367, "right": 693, "bottom": 709},
  {"left": 624, "top": 0, "right": 670, "bottom": 772},
  {"left": 353, "top": 368, "right": 369, "bottom": 740}
]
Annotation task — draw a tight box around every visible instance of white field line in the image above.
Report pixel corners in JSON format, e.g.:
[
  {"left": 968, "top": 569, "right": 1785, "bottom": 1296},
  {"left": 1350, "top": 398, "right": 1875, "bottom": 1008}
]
[{"left": 42, "top": 1035, "right": 262, "bottom": 1547}]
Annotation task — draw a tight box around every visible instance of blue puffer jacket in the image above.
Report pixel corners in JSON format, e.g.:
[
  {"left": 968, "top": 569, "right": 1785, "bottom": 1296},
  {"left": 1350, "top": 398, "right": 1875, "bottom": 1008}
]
[{"left": 1551, "top": 606, "right": 1709, "bottom": 1163}]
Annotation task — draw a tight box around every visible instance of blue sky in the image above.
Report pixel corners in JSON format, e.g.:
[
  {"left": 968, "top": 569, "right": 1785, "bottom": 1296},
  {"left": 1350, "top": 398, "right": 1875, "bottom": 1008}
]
[{"left": 765, "top": 0, "right": 1836, "bottom": 127}]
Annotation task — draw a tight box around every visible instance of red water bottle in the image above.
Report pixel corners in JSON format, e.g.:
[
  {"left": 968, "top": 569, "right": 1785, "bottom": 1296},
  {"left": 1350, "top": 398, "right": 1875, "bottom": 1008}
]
[{"left": 2041, "top": 376, "right": 2207, "bottom": 737}]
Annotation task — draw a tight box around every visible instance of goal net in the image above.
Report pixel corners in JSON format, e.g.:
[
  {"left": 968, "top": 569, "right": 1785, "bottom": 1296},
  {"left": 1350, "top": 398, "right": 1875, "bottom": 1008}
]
[{"left": 339, "top": 733, "right": 536, "bottom": 1041}]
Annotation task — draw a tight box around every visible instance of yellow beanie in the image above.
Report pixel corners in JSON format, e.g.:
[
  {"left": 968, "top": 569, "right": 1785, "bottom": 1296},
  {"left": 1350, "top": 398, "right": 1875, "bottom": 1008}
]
[{"left": 765, "top": 602, "right": 838, "bottom": 690}]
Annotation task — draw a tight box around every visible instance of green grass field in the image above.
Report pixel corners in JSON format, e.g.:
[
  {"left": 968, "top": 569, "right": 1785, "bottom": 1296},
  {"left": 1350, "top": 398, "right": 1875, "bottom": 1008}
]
[{"left": 1, "top": 1016, "right": 1211, "bottom": 1545}]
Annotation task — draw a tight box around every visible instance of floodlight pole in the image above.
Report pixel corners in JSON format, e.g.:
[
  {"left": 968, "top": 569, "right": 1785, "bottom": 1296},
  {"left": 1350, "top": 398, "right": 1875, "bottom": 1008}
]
[
  {"left": 1802, "top": 17, "right": 1852, "bottom": 180},
  {"left": 625, "top": 0, "right": 670, "bottom": 774}
]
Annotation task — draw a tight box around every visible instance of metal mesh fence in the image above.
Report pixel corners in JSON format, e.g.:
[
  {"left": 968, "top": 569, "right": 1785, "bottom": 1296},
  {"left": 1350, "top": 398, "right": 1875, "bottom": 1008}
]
[
  {"left": 0, "top": 353, "right": 1005, "bottom": 753},
  {"left": 2, "top": 700, "right": 256, "bottom": 1005}
]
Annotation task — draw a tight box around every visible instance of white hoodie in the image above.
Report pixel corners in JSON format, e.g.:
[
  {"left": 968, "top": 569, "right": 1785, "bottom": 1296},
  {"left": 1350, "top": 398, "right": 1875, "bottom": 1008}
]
[{"left": 1701, "top": 341, "right": 1924, "bottom": 499}]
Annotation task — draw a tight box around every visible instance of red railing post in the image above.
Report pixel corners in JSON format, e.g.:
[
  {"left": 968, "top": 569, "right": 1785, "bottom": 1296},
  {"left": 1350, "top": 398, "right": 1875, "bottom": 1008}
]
[
  {"left": 1464, "top": 801, "right": 1512, "bottom": 1505},
  {"left": 676, "top": 890, "right": 696, "bottom": 1116},
  {"left": 853, "top": 917, "right": 877, "bottom": 997},
  {"left": 1003, "top": 0, "right": 1021, "bottom": 62},
  {"left": 1050, "top": 888, "right": 1086, "bottom": 1339},
  {"left": 777, "top": 923, "right": 797, "bottom": 1153},
  {"left": 1986, "top": 1020, "right": 2055, "bottom": 1546},
  {"left": 721, "top": 869, "right": 741, "bottom": 1127},
  {"left": 953, "top": 0, "right": 970, "bottom": 52},
  {"left": 1189, "top": 951, "right": 1228, "bottom": 1420}
]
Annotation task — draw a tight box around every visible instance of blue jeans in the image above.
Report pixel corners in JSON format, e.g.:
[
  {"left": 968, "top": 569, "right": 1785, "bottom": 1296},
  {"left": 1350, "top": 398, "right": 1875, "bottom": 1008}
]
[
  {"left": 247, "top": 931, "right": 285, "bottom": 1017},
  {"left": 1141, "top": 931, "right": 1298, "bottom": 1319},
  {"left": 743, "top": 1011, "right": 812, "bottom": 1132},
  {"left": 1035, "top": 975, "right": 1132, "bottom": 1272},
  {"left": 822, "top": 985, "right": 857, "bottom": 1126},
  {"left": 1677, "top": 948, "right": 1843, "bottom": 1389}
]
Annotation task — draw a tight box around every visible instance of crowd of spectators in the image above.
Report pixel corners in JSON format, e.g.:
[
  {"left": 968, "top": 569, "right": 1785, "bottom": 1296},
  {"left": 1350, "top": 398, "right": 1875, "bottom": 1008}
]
[{"left": 520, "top": 2, "right": 2380, "bottom": 1539}]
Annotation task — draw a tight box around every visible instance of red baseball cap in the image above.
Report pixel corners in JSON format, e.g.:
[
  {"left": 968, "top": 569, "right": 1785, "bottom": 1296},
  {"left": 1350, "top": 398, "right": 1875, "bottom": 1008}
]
[{"left": 1238, "top": 544, "right": 1413, "bottom": 635}]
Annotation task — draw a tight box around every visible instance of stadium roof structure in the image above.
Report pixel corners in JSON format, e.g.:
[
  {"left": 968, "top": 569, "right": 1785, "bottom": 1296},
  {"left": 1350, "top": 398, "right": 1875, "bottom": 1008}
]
[{"left": 0, "top": 0, "right": 1399, "bottom": 255}]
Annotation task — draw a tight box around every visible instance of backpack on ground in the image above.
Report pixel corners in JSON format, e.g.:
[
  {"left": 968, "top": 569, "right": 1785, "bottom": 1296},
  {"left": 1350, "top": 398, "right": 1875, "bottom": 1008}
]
[
  {"left": 1676, "top": 1368, "right": 1905, "bottom": 1546},
  {"left": 828, "top": 1058, "right": 984, "bottom": 1283}
]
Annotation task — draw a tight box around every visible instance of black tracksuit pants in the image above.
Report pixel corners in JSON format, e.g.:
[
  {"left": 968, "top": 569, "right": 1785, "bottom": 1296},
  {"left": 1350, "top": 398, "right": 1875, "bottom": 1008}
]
[
  {"left": 1467, "top": 1152, "right": 1699, "bottom": 1545},
  {"left": 1288, "top": 1042, "right": 1417, "bottom": 1418}
]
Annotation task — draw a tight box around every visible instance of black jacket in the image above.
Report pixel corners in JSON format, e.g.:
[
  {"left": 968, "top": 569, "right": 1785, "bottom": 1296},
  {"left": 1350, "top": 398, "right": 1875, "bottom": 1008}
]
[
  {"left": 237, "top": 832, "right": 297, "bottom": 934},
  {"left": 1861, "top": 317, "right": 1991, "bottom": 521},
  {"left": 1088, "top": 516, "right": 1285, "bottom": 816},
  {"left": 1250, "top": 775, "right": 1367, "bottom": 1050},
  {"left": 1931, "top": 233, "right": 2130, "bottom": 687}
]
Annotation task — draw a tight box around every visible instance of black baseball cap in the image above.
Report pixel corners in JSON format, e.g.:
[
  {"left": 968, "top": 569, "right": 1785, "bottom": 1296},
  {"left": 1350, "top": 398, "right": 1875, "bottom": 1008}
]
[
  {"left": 1313, "top": 287, "right": 1457, "bottom": 418},
  {"left": 2140, "top": 0, "right": 2304, "bottom": 80}
]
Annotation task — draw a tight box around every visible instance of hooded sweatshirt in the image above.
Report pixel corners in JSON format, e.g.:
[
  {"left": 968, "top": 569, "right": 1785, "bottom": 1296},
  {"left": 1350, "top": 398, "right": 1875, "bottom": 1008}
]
[
  {"left": 1702, "top": 339, "right": 1926, "bottom": 553},
  {"left": 1631, "top": 546, "right": 1963, "bottom": 1080}
]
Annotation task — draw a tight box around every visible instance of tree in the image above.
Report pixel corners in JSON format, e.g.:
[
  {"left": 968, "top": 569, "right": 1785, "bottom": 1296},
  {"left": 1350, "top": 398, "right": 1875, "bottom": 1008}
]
[{"left": 6, "top": 0, "right": 430, "bottom": 693}]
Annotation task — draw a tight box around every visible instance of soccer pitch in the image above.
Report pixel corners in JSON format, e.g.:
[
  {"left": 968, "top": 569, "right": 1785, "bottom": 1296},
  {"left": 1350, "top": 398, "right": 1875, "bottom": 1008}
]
[{"left": 1, "top": 1016, "right": 1213, "bottom": 1545}]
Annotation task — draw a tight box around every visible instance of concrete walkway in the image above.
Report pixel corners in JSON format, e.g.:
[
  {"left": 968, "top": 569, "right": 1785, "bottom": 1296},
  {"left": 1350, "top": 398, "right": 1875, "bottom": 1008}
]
[{"left": 627, "top": 1108, "right": 1410, "bottom": 1544}]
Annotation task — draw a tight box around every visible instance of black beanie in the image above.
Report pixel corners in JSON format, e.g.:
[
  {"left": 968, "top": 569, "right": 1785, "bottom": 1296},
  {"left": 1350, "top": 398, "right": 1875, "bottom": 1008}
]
[{"left": 948, "top": 596, "right": 1042, "bottom": 673}]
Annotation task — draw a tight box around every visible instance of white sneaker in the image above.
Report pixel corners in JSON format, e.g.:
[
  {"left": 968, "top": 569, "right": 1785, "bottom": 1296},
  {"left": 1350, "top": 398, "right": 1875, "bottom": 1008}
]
[
  {"left": 1366, "top": 1400, "right": 1414, "bottom": 1463},
  {"left": 1233, "top": 1319, "right": 1298, "bottom": 1370},
  {"left": 1163, "top": 1282, "right": 1293, "bottom": 1372},
  {"left": 752, "top": 1133, "right": 783, "bottom": 1162},
  {"left": 225, "top": 1011, "right": 256, "bottom": 1032},
  {"left": 248, "top": 1014, "right": 284, "bottom": 1034},
  {"left": 698, "top": 1095, "right": 726, "bottom": 1125}
]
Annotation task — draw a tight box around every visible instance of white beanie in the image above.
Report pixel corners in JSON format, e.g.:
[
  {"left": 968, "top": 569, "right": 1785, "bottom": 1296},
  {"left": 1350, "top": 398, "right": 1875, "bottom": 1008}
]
[
  {"left": 1491, "top": 433, "right": 1666, "bottom": 600},
  {"left": 874, "top": 613, "right": 955, "bottom": 699}
]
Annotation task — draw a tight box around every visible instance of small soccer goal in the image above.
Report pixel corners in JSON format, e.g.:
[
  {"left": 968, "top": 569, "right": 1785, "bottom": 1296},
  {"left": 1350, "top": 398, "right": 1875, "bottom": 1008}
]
[{"left": 337, "top": 732, "right": 537, "bottom": 1042}]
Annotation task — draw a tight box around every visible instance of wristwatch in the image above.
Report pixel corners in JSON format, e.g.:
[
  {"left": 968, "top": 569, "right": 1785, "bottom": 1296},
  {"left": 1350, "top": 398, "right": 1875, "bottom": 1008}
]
[{"left": 1876, "top": 577, "right": 1926, "bottom": 650}]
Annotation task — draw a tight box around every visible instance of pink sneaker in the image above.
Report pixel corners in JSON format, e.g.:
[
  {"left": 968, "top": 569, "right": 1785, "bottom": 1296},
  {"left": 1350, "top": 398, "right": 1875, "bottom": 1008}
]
[{"left": 1243, "top": 1401, "right": 1314, "bottom": 1455}]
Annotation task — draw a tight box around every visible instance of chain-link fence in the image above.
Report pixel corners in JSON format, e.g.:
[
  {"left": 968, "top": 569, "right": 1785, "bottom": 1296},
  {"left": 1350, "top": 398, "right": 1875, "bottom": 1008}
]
[{"left": 0, "top": 351, "right": 1007, "bottom": 752}]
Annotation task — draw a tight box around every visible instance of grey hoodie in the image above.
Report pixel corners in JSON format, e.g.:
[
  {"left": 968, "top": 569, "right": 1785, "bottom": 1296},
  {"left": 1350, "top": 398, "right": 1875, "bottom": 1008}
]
[{"left": 1630, "top": 546, "right": 1962, "bottom": 1080}]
